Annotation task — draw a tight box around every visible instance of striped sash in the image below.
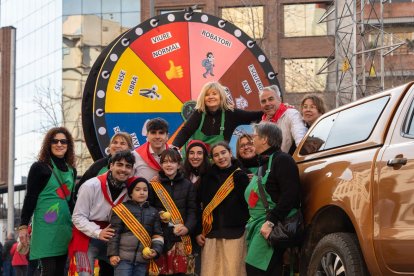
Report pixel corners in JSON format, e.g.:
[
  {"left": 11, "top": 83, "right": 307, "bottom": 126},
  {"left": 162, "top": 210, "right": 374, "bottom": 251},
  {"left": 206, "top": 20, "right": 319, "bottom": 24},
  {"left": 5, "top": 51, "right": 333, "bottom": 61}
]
[
  {"left": 112, "top": 203, "right": 159, "bottom": 276},
  {"left": 150, "top": 180, "right": 192, "bottom": 255},
  {"left": 202, "top": 169, "right": 240, "bottom": 236}
]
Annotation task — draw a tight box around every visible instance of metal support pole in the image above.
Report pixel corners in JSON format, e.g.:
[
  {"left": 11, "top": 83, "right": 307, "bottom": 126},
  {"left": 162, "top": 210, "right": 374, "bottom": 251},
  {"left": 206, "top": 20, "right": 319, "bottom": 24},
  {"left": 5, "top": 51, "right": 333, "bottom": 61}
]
[
  {"left": 352, "top": 0, "right": 357, "bottom": 101},
  {"left": 335, "top": 0, "right": 340, "bottom": 107},
  {"left": 7, "top": 27, "right": 16, "bottom": 235},
  {"left": 380, "top": 0, "right": 385, "bottom": 89},
  {"left": 361, "top": 0, "right": 366, "bottom": 93}
]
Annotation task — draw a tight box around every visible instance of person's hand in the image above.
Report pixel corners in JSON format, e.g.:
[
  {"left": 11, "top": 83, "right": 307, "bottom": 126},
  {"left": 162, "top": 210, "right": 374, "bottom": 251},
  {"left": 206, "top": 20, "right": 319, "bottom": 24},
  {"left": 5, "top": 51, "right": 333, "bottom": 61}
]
[
  {"left": 247, "top": 173, "right": 254, "bottom": 181},
  {"left": 151, "top": 175, "right": 159, "bottom": 182},
  {"left": 109, "top": 256, "right": 120, "bottom": 266},
  {"left": 196, "top": 234, "right": 205, "bottom": 247},
  {"left": 142, "top": 249, "right": 157, "bottom": 259},
  {"left": 18, "top": 227, "right": 29, "bottom": 246},
  {"left": 159, "top": 211, "right": 171, "bottom": 223},
  {"left": 173, "top": 224, "right": 188, "bottom": 236},
  {"left": 98, "top": 224, "right": 115, "bottom": 241},
  {"left": 260, "top": 221, "right": 273, "bottom": 239}
]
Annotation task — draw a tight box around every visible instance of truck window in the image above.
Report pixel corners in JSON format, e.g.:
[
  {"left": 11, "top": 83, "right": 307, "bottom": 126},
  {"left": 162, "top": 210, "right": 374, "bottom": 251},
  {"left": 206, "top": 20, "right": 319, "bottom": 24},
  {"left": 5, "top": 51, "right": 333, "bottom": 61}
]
[
  {"left": 300, "top": 96, "right": 389, "bottom": 155},
  {"left": 299, "top": 113, "right": 336, "bottom": 155},
  {"left": 403, "top": 98, "right": 414, "bottom": 137}
]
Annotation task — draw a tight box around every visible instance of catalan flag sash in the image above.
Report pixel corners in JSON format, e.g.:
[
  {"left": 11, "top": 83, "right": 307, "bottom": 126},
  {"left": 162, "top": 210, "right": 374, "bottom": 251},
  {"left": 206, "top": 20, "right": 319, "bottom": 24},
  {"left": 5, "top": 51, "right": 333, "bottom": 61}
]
[
  {"left": 150, "top": 180, "right": 192, "bottom": 255},
  {"left": 202, "top": 169, "right": 240, "bottom": 236},
  {"left": 112, "top": 203, "right": 159, "bottom": 276}
]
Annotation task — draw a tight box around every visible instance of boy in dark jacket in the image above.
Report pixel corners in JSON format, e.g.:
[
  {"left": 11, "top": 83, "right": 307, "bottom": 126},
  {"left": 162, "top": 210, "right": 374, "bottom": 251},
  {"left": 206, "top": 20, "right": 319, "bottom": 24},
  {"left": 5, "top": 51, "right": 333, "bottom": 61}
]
[{"left": 107, "top": 177, "right": 164, "bottom": 276}]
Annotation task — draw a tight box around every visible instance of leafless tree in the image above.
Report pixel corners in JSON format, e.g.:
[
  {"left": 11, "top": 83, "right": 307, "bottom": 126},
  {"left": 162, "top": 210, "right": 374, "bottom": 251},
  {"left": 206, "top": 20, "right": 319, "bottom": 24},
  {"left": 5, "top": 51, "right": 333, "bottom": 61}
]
[{"left": 33, "top": 82, "right": 91, "bottom": 170}]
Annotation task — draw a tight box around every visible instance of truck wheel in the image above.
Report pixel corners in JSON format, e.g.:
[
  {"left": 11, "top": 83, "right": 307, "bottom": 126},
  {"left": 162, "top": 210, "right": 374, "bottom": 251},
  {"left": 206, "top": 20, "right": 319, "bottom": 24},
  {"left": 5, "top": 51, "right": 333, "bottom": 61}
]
[{"left": 308, "top": 232, "right": 368, "bottom": 276}]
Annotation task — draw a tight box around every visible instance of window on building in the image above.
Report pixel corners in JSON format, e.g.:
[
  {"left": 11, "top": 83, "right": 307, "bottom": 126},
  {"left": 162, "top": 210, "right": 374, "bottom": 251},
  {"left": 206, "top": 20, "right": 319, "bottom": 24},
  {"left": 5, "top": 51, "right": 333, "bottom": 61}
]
[
  {"left": 368, "top": 23, "right": 414, "bottom": 55},
  {"left": 82, "top": 0, "right": 101, "bottom": 14},
  {"left": 122, "top": 0, "right": 141, "bottom": 12},
  {"left": 284, "top": 3, "right": 328, "bottom": 37},
  {"left": 285, "top": 58, "right": 328, "bottom": 93},
  {"left": 63, "top": 0, "right": 81, "bottom": 15},
  {"left": 221, "top": 6, "right": 264, "bottom": 40}
]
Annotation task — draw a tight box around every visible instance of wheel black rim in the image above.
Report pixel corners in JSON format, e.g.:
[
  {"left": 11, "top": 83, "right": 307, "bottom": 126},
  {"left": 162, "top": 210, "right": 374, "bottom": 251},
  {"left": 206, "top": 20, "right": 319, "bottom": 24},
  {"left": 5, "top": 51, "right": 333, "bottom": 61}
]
[{"left": 316, "top": 251, "right": 345, "bottom": 276}]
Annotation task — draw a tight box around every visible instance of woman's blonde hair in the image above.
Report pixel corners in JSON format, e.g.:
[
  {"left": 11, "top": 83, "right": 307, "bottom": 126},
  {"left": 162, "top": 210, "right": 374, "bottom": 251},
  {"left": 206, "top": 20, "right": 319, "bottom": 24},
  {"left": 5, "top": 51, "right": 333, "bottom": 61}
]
[
  {"left": 195, "top": 81, "right": 234, "bottom": 112},
  {"left": 110, "top": 132, "right": 134, "bottom": 150}
]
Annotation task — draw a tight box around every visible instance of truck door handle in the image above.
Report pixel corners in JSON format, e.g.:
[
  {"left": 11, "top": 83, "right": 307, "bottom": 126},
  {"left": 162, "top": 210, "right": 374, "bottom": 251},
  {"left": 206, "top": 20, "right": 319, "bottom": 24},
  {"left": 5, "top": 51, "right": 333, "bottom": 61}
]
[{"left": 387, "top": 157, "right": 407, "bottom": 167}]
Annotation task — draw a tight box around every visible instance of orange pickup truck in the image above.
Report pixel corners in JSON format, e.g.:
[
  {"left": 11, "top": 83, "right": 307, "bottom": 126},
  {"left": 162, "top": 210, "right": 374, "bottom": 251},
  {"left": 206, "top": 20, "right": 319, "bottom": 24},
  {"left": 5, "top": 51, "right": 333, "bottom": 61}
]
[{"left": 294, "top": 82, "right": 414, "bottom": 275}]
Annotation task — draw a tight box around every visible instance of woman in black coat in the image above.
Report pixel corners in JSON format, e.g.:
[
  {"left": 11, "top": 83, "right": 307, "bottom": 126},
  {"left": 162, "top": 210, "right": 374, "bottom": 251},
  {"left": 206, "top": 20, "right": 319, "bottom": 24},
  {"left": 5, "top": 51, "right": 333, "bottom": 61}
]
[
  {"left": 196, "top": 141, "right": 250, "bottom": 276},
  {"left": 172, "top": 81, "right": 262, "bottom": 149}
]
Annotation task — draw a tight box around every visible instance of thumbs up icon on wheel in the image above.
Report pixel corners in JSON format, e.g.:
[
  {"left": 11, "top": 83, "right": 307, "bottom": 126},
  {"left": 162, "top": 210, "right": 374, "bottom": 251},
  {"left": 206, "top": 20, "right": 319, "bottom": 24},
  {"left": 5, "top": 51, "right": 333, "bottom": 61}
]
[{"left": 165, "top": 60, "right": 184, "bottom": 80}]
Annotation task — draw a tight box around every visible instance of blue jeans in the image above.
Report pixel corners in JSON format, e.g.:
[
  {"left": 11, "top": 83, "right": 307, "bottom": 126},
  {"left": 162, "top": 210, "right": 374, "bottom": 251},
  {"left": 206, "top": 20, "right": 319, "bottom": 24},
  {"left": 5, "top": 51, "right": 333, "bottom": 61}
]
[
  {"left": 78, "top": 238, "right": 110, "bottom": 276},
  {"left": 114, "top": 260, "right": 147, "bottom": 276},
  {"left": 3, "top": 260, "right": 15, "bottom": 276}
]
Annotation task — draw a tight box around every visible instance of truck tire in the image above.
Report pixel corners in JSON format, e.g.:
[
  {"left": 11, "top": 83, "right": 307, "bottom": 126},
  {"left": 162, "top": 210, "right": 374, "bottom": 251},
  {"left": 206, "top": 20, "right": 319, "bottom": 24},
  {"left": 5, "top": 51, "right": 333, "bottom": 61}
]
[{"left": 308, "top": 232, "right": 368, "bottom": 275}]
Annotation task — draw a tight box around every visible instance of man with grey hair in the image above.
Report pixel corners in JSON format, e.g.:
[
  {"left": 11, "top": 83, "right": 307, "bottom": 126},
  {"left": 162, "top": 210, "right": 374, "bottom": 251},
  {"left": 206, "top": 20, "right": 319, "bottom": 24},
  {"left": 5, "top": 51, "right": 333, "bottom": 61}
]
[
  {"left": 259, "top": 85, "right": 307, "bottom": 153},
  {"left": 245, "top": 122, "right": 301, "bottom": 274}
]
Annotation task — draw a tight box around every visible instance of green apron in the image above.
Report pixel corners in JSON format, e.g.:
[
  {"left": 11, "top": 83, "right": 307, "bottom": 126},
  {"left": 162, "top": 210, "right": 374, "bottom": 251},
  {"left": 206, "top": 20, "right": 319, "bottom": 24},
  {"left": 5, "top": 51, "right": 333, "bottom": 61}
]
[
  {"left": 30, "top": 160, "right": 74, "bottom": 260},
  {"left": 244, "top": 154, "right": 275, "bottom": 271},
  {"left": 97, "top": 165, "right": 108, "bottom": 175},
  {"left": 249, "top": 167, "right": 258, "bottom": 175},
  {"left": 193, "top": 110, "right": 225, "bottom": 146}
]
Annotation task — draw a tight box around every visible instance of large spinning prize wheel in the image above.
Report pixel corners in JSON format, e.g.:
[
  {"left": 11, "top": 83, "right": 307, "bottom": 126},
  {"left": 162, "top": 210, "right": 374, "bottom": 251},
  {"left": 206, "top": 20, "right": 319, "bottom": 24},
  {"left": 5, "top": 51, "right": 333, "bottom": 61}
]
[{"left": 83, "top": 11, "right": 280, "bottom": 160}]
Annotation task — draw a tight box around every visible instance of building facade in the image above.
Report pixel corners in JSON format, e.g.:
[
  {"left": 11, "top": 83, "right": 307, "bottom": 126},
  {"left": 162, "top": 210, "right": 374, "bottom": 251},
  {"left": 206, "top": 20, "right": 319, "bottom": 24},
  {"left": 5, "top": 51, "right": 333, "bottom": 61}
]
[
  {"left": 0, "top": 0, "right": 141, "bottom": 230},
  {"left": 0, "top": 26, "right": 15, "bottom": 189}
]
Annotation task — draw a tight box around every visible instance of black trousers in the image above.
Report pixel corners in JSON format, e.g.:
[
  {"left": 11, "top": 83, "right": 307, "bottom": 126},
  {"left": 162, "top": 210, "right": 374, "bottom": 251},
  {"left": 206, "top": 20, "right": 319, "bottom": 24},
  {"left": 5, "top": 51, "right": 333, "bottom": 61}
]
[
  {"left": 246, "top": 248, "right": 285, "bottom": 276},
  {"left": 40, "top": 254, "right": 67, "bottom": 276},
  {"left": 98, "top": 259, "right": 114, "bottom": 276}
]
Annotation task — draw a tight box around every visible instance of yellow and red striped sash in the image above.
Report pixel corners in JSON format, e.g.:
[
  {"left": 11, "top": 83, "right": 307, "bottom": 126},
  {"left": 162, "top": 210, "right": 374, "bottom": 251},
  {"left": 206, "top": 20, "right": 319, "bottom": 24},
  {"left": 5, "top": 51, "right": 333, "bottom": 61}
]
[
  {"left": 112, "top": 203, "right": 159, "bottom": 276},
  {"left": 202, "top": 169, "right": 240, "bottom": 236},
  {"left": 150, "top": 180, "right": 192, "bottom": 255}
]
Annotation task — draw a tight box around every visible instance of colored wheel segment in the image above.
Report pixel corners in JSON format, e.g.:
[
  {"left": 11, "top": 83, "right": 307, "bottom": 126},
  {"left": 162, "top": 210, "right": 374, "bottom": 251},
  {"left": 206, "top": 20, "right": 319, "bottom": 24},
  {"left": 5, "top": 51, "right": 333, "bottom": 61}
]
[{"left": 83, "top": 11, "right": 280, "bottom": 159}]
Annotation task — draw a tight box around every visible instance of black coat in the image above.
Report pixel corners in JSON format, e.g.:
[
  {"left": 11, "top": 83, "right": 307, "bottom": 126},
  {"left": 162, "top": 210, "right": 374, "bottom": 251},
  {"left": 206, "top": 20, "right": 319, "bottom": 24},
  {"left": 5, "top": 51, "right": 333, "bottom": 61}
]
[
  {"left": 148, "top": 171, "right": 197, "bottom": 246},
  {"left": 172, "top": 108, "right": 262, "bottom": 147},
  {"left": 107, "top": 201, "right": 163, "bottom": 263},
  {"left": 258, "top": 147, "right": 301, "bottom": 223},
  {"left": 75, "top": 156, "right": 109, "bottom": 196},
  {"left": 197, "top": 162, "right": 250, "bottom": 239}
]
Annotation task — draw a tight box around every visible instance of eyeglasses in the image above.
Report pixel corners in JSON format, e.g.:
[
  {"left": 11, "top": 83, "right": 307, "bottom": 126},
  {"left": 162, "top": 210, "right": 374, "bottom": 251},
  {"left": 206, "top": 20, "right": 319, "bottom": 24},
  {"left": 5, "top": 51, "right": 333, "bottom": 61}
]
[
  {"left": 51, "top": 139, "right": 68, "bottom": 145},
  {"left": 239, "top": 142, "right": 254, "bottom": 149}
]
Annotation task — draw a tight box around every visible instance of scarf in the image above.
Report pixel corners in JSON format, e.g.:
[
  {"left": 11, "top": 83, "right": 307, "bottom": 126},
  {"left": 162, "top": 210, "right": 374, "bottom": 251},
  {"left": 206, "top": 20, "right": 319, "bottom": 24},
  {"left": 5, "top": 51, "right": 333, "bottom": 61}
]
[
  {"left": 136, "top": 142, "right": 168, "bottom": 171},
  {"left": 261, "top": 103, "right": 289, "bottom": 123}
]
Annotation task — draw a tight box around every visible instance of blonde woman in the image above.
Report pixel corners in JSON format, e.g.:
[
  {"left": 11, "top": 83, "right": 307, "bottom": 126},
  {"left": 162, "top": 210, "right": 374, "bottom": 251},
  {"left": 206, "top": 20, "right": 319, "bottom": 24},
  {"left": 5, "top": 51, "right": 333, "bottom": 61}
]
[
  {"left": 77, "top": 132, "right": 133, "bottom": 186},
  {"left": 172, "top": 81, "right": 262, "bottom": 148}
]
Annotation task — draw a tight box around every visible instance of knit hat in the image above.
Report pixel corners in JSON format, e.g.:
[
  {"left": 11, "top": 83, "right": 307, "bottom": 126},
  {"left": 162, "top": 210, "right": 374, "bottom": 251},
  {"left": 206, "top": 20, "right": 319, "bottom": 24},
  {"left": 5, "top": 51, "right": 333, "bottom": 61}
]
[
  {"left": 186, "top": 140, "right": 210, "bottom": 155},
  {"left": 127, "top": 176, "right": 149, "bottom": 196}
]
